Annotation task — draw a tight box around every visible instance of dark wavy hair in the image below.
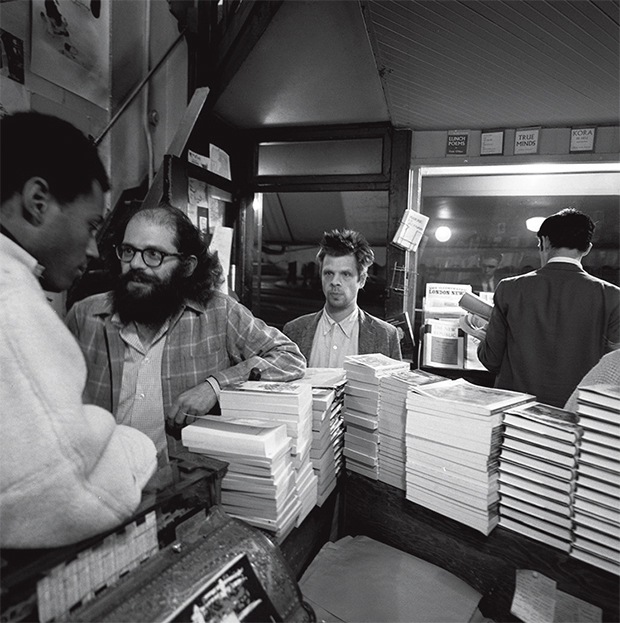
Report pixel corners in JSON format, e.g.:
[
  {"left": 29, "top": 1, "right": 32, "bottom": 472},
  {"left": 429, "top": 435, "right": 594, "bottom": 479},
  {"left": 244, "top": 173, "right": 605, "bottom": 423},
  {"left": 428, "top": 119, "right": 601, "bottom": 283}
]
[
  {"left": 107, "top": 203, "right": 224, "bottom": 305},
  {"left": 316, "top": 229, "right": 375, "bottom": 281},
  {"left": 537, "top": 208, "right": 595, "bottom": 252},
  {"left": 0, "top": 111, "right": 109, "bottom": 205}
]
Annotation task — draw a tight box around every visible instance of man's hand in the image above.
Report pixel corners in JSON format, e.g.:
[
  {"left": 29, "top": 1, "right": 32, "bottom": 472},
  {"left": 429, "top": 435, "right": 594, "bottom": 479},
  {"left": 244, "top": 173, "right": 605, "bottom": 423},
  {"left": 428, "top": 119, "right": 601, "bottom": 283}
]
[{"left": 167, "top": 381, "right": 219, "bottom": 428}]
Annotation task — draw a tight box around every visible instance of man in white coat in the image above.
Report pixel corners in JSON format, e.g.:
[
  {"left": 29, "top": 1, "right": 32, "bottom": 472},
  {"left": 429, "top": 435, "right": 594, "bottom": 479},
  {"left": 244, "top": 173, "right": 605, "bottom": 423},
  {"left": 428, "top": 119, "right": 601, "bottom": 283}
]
[{"left": 0, "top": 111, "right": 156, "bottom": 548}]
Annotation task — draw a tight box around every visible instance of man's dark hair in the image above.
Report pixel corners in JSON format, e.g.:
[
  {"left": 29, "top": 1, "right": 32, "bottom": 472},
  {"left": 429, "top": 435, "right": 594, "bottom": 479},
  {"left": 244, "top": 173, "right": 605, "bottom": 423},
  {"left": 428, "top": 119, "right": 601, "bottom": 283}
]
[
  {"left": 316, "top": 229, "right": 375, "bottom": 280},
  {"left": 114, "top": 204, "right": 224, "bottom": 305},
  {"left": 0, "top": 111, "right": 110, "bottom": 205},
  {"left": 537, "top": 208, "right": 595, "bottom": 252}
]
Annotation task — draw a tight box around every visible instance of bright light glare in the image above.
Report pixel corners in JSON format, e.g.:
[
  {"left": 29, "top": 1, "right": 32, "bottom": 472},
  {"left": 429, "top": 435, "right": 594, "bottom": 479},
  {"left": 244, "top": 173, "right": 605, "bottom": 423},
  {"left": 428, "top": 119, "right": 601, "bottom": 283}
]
[
  {"left": 435, "top": 226, "right": 452, "bottom": 242},
  {"left": 526, "top": 217, "right": 545, "bottom": 232}
]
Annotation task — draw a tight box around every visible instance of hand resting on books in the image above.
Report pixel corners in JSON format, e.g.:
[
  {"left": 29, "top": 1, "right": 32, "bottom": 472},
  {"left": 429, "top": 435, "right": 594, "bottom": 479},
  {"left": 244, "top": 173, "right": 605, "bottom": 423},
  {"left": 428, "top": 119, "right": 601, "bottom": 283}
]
[{"left": 459, "top": 313, "right": 488, "bottom": 341}]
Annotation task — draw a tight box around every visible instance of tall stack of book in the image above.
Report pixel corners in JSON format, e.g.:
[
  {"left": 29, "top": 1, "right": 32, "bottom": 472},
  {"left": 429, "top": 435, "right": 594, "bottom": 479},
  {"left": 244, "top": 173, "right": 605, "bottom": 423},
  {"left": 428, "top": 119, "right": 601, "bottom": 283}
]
[
  {"left": 343, "top": 354, "right": 409, "bottom": 479},
  {"left": 218, "top": 381, "right": 318, "bottom": 532},
  {"left": 498, "top": 402, "right": 581, "bottom": 553},
  {"left": 405, "top": 378, "right": 533, "bottom": 535},
  {"left": 571, "top": 384, "right": 620, "bottom": 575},
  {"left": 298, "top": 368, "right": 347, "bottom": 506},
  {"left": 181, "top": 418, "right": 301, "bottom": 539},
  {"left": 377, "top": 369, "right": 445, "bottom": 489}
]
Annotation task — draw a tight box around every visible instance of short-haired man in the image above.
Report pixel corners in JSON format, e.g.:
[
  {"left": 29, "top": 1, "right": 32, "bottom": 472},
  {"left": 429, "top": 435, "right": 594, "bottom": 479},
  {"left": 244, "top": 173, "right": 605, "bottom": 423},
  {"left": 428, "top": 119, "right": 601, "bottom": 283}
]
[
  {"left": 0, "top": 112, "right": 157, "bottom": 548},
  {"left": 471, "top": 251, "right": 502, "bottom": 294},
  {"left": 283, "top": 229, "right": 401, "bottom": 366},
  {"left": 478, "top": 208, "right": 619, "bottom": 408},
  {"left": 66, "top": 204, "right": 305, "bottom": 462}
]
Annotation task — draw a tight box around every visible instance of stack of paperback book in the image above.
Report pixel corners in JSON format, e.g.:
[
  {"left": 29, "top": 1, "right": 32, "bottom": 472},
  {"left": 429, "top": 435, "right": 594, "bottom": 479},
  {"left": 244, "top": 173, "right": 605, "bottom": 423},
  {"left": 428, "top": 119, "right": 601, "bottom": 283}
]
[
  {"left": 498, "top": 402, "right": 581, "bottom": 553},
  {"left": 218, "top": 381, "right": 318, "bottom": 532},
  {"left": 343, "top": 354, "right": 409, "bottom": 479},
  {"left": 377, "top": 369, "right": 445, "bottom": 489},
  {"left": 405, "top": 378, "right": 533, "bottom": 535},
  {"left": 571, "top": 384, "right": 620, "bottom": 575},
  {"left": 181, "top": 417, "right": 301, "bottom": 539},
  {"left": 298, "top": 368, "right": 347, "bottom": 506}
]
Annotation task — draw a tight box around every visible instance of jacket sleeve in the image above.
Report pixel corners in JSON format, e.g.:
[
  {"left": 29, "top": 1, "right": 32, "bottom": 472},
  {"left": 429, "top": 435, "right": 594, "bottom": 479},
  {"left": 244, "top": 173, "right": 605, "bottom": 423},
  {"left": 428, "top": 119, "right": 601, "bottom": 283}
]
[
  {"left": 0, "top": 280, "right": 156, "bottom": 548},
  {"left": 477, "top": 285, "right": 508, "bottom": 373},
  {"left": 212, "top": 298, "right": 306, "bottom": 388}
]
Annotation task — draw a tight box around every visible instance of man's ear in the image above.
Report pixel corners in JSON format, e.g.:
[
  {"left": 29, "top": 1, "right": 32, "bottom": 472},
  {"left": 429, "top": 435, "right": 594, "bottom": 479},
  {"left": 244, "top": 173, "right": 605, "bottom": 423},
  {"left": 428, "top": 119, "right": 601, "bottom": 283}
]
[
  {"left": 582, "top": 242, "right": 593, "bottom": 257},
  {"left": 184, "top": 255, "right": 198, "bottom": 277},
  {"left": 21, "top": 177, "right": 52, "bottom": 226}
]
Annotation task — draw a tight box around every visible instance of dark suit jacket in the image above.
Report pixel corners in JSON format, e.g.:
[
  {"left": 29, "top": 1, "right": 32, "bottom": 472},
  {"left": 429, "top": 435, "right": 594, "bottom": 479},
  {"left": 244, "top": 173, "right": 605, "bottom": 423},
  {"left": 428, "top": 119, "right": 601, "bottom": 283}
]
[
  {"left": 478, "top": 262, "right": 620, "bottom": 407},
  {"left": 283, "top": 308, "right": 402, "bottom": 363}
]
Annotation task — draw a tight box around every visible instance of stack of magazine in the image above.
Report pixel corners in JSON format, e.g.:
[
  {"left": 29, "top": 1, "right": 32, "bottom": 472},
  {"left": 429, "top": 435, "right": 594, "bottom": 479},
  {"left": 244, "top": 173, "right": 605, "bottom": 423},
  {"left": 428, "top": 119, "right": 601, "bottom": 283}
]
[
  {"left": 571, "top": 384, "right": 620, "bottom": 575},
  {"left": 377, "top": 369, "right": 445, "bottom": 489},
  {"left": 343, "top": 354, "right": 409, "bottom": 479},
  {"left": 181, "top": 417, "right": 301, "bottom": 539},
  {"left": 218, "top": 381, "right": 318, "bottom": 534},
  {"left": 405, "top": 379, "right": 533, "bottom": 535},
  {"left": 298, "top": 368, "right": 347, "bottom": 506},
  {"left": 498, "top": 402, "right": 581, "bottom": 553}
]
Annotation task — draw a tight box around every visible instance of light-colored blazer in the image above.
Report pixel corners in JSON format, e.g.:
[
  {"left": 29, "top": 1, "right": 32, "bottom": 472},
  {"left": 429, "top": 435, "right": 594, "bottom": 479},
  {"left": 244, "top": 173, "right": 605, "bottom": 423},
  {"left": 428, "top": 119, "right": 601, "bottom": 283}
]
[{"left": 283, "top": 308, "right": 402, "bottom": 363}]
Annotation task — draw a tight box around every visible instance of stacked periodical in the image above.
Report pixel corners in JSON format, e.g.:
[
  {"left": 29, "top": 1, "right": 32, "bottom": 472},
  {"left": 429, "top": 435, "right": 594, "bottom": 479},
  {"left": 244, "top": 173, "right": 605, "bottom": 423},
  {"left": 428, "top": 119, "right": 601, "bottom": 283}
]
[
  {"left": 218, "top": 381, "right": 318, "bottom": 532},
  {"left": 298, "top": 368, "right": 347, "bottom": 506},
  {"left": 343, "top": 354, "right": 409, "bottom": 480},
  {"left": 571, "top": 384, "right": 620, "bottom": 575},
  {"left": 377, "top": 369, "right": 444, "bottom": 489},
  {"left": 181, "top": 417, "right": 301, "bottom": 539},
  {"left": 498, "top": 402, "right": 581, "bottom": 553},
  {"left": 405, "top": 378, "right": 533, "bottom": 535}
]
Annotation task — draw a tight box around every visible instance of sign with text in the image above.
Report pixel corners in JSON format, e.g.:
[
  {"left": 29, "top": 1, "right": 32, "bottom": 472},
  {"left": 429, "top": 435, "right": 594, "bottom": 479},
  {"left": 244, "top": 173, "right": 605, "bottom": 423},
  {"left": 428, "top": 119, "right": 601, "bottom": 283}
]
[
  {"left": 481, "top": 130, "right": 504, "bottom": 155},
  {"left": 446, "top": 131, "right": 469, "bottom": 155},
  {"left": 514, "top": 128, "right": 540, "bottom": 155},
  {"left": 570, "top": 127, "right": 596, "bottom": 152}
]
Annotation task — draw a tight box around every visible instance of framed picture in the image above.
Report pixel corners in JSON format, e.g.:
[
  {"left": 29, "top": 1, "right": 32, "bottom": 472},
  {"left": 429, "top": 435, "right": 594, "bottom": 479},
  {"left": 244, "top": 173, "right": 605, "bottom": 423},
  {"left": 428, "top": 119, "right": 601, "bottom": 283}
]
[
  {"left": 514, "top": 128, "right": 540, "bottom": 155},
  {"left": 570, "top": 127, "right": 596, "bottom": 153},
  {"left": 480, "top": 130, "right": 504, "bottom": 156}
]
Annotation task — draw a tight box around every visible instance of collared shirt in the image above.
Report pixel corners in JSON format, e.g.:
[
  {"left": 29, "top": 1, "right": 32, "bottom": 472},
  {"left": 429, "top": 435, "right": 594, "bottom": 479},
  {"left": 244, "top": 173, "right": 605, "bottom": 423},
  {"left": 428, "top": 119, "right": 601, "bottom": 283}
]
[
  {"left": 116, "top": 319, "right": 170, "bottom": 457},
  {"left": 309, "top": 307, "right": 359, "bottom": 368},
  {"left": 548, "top": 256, "right": 582, "bottom": 267}
]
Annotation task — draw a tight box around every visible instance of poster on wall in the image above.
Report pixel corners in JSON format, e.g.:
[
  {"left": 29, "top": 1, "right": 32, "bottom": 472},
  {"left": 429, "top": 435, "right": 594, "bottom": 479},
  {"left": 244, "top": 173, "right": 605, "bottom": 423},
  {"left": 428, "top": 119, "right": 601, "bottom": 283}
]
[{"left": 30, "top": 0, "right": 110, "bottom": 109}]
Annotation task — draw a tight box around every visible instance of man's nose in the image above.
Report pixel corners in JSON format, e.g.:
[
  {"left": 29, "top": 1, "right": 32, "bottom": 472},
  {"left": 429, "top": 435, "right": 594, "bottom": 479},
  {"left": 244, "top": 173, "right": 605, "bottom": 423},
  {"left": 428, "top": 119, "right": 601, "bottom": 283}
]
[{"left": 86, "top": 236, "right": 99, "bottom": 260}]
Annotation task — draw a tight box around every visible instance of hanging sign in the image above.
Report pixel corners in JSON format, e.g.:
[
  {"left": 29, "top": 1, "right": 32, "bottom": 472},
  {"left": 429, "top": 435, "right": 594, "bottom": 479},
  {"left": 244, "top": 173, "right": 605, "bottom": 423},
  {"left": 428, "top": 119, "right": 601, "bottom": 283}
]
[
  {"left": 480, "top": 130, "right": 504, "bottom": 156},
  {"left": 570, "top": 127, "right": 596, "bottom": 153},
  {"left": 514, "top": 128, "right": 540, "bottom": 155},
  {"left": 446, "top": 130, "right": 469, "bottom": 155}
]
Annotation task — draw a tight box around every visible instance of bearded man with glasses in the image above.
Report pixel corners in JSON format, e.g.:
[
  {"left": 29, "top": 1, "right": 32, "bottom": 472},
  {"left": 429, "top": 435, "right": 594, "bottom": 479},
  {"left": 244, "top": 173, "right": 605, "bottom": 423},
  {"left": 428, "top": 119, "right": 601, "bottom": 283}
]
[{"left": 66, "top": 204, "right": 305, "bottom": 466}]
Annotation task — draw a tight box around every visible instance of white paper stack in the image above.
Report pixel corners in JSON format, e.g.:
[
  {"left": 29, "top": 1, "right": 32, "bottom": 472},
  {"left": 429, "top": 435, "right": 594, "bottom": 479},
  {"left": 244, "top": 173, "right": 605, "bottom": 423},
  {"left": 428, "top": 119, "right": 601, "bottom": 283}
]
[
  {"left": 378, "top": 369, "right": 445, "bottom": 489},
  {"left": 406, "top": 378, "right": 533, "bottom": 535},
  {"left": 181, "top": 417, "right": 301, "bottom": 539},
  {"left": 343, "top": 354, "right": 409, "bottom": 479},
  {"left": 498, "top": 402, "right": 581, "bottom": 553},
  {"left": 218, "top": 381, "right": 318, "bottom": 534},
  {"left": 571, "top": 384, "right": 620, "bottom": 575},
  {"left": 298, "top": 368, "right": 347, "bottom": 506}
]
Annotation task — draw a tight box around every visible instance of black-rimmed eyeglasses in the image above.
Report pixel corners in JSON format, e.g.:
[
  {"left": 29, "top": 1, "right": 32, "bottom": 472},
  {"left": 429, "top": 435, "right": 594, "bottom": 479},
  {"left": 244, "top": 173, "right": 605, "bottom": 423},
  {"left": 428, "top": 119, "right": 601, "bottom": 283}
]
[{"left": 115, "top": 244, "right": 183, "bottom": 268}]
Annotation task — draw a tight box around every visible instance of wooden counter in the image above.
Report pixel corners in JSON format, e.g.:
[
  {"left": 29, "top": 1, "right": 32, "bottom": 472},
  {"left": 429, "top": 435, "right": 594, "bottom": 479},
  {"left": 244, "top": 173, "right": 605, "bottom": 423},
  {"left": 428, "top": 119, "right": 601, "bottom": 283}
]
[{"left": 342, "top": 471, "right": 619, "bottom": 622}]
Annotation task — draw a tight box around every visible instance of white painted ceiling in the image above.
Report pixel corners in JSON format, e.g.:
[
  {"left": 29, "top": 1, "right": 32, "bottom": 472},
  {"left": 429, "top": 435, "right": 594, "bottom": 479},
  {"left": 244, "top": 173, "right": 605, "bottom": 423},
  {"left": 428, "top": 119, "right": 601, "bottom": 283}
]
[{"left": 210, "top": 0, "right": 619, "bottom": 247}]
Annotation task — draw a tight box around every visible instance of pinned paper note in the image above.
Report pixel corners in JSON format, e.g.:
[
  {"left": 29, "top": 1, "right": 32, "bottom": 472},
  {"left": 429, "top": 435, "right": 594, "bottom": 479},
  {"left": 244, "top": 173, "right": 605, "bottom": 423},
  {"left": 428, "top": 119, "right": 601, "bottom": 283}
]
[
  {"left": 392, "top": 209, "right": 429, "bottom": 252},
  {"left": 511, "top": 569, "right": 557, "bottom": 623}
]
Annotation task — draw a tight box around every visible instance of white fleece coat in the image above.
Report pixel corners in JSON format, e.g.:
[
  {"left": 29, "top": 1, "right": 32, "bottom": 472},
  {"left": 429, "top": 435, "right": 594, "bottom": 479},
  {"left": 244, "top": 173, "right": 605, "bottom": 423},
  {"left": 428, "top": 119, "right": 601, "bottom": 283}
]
[{"left": 0, "top": 234, "right": 157, "bottom": 548}]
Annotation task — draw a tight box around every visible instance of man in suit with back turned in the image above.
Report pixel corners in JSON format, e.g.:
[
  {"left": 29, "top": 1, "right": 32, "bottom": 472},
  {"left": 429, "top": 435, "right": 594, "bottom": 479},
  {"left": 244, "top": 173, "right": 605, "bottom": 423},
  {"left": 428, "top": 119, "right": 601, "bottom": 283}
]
[
  {"left": 283, "top": 229, "right": 401, "bottom": 366},
  {"left": 478, "top": 208, "right": 619, "bottom": 408}
]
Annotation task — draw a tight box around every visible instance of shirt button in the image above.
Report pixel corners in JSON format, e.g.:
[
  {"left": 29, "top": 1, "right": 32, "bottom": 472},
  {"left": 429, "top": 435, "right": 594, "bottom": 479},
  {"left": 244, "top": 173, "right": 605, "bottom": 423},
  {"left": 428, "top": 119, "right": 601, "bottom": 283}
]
[
  {"left": 144, "top": 357, "right": 150, "bottom": 363},
  {"left": 333, "top": 345, "right": 338, "bottom": 350},
  {"left": 139, "top": 393, "right": 145, "bottom": 399}
]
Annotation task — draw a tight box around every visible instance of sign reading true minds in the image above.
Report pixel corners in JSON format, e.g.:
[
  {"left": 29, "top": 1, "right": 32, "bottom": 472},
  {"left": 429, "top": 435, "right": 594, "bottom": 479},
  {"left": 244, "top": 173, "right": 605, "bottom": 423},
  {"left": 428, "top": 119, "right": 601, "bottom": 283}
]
[
  {"left": 446, "top": 130, "right": 469, "bottom": 155},
  {"left": 514, "top": 128, "right": 540, "bottom": 155}
]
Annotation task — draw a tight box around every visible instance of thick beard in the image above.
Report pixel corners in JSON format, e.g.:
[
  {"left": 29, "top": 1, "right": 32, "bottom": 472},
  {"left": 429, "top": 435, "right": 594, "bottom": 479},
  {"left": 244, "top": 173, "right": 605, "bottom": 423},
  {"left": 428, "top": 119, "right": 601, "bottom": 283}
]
[{"left": 112, "top": 265, "right": 187, "bottom": 327}]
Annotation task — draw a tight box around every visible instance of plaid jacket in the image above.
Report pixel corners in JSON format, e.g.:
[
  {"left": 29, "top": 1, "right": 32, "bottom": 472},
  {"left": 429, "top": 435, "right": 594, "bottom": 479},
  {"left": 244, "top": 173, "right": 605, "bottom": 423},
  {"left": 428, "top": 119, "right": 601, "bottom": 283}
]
[{"left": 66, "top": 291, "right": 306, "bottom": 418}]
